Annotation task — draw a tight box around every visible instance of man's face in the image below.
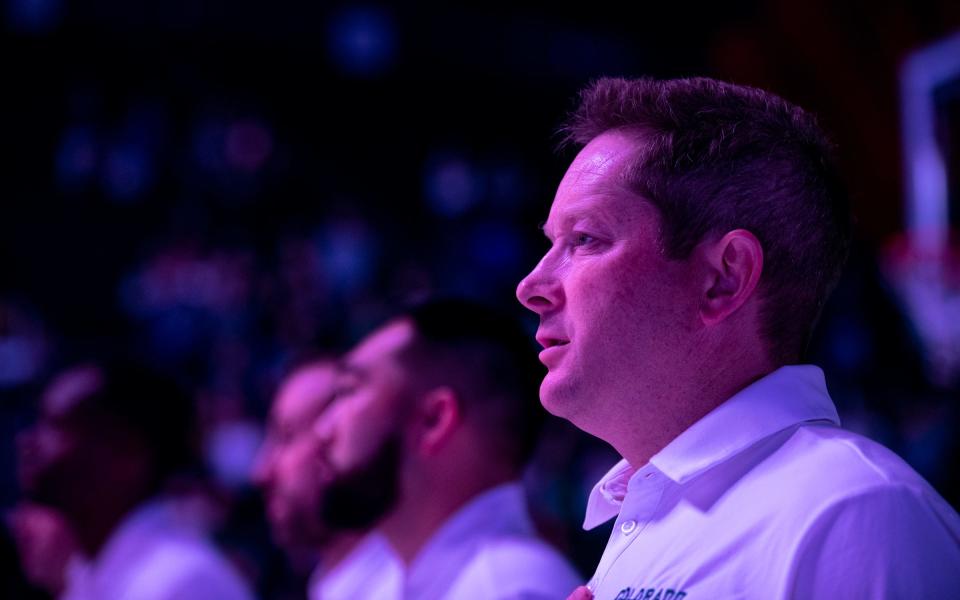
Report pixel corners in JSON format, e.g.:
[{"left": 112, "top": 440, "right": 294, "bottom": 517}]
[
  {"left": 17, "top": 368, "right": 107, "bottom": 508},
  {"left": 516, "top": 131, "right": 701, "bottom": 436},
  {"left": 252, "top": 363, "right": 338, "bottom": 548},
  {"left": 314, "top": 319, "right": 414, "bottom": 529}
]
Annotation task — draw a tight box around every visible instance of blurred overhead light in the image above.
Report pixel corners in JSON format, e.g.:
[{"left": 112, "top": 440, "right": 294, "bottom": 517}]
[
  {"left": 425, "top": 155, "right": 481, "bottom": 218},
  {"left": 6, "top": 0, "right": 63, "bottom": 35},
  {"left": 326, "top": 6, "right": 398, "bottom": 77}
]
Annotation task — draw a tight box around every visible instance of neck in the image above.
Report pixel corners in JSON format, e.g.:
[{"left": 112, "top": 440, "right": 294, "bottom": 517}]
[
  {"left": 380, "top": 468, "right": 514, "bottom": 564},
  {"left": 65, "top": 492, "right": 147, "bottom": 558},
  {"left": 616, "top": 344, "right": 776, "bottom": 469}
]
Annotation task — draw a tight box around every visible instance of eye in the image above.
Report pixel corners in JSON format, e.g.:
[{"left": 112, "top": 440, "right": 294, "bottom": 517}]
[{"left": 571, "top": 232, "right": 598, "bottom": 248}]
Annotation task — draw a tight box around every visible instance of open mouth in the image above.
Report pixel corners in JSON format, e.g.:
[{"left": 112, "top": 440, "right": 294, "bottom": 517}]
[
  {"left": 536, "top": 334, "right": 570, "bottom": 350},
  {"left": 536, "top": 336, "right": 570, "bottom": 367}
]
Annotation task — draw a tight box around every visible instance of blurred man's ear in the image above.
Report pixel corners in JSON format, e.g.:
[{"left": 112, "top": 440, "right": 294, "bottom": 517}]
[
  {"left": 697, "top": 229, "right": 764, "bottom": 326},
  {"left": 413, "top": 386, "right": 461, "bottom": 456}
]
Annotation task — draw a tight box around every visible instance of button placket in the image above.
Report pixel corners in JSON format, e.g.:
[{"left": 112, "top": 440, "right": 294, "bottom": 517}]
[{"left": 591, "top": 466, "right": 668, "bottom": 594}]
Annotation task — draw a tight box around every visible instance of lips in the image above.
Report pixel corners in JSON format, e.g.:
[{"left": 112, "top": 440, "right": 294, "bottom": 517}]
[
  {"left": 536, "top": 331, "right": 570, "bottom": 368},
  {"left": 535, "top": 332, "right": 570, "bottom": 350}
]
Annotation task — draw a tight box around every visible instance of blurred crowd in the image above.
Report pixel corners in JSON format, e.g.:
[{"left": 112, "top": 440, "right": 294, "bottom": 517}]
[{"left": 2, "top": 299, "right": 611, "bottom": 599}]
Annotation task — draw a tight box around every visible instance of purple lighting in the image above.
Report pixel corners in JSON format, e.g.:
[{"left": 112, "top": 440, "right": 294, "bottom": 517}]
[
  {"left": 468, "top": 221, "right": 522, "bottom": 271},
  {"left": 103, "top": 143, "right": 153, "bottom": 202},
  {"left": 425, "top": 156, "right": 481, "bottom": 218},
  {"left": 327, "top": 6, "right": 397, "bottom": 77},
  {"left": 6, "top": 0, "right": 63, "bottom": 34},
  {"left": 55, "top": 126, "right": 98, "bottom": 191},
  {"left": 315, "top": 220, "right": 378, "bottom": 295}
]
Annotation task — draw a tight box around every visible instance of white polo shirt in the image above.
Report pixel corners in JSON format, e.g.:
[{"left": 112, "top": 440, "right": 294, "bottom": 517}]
[
  {"left": 405, "top": 482, "right": 583, "bottom": 600},
  {"left": 584, "top": 365, "right": 960, "bottom": 599},
  {"left": 309, "top": 533, "right": 402, "bottom": 600},
  {"left": 61, "top": 497, "right": 253, "bottom": 600}
]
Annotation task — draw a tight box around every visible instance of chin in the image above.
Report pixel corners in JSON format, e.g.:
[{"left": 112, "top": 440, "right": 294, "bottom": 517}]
[
  {"left": 539, "top": 375, "right": 579, "bottom": 419},
  {"left": 541, "top": 374, "right": 609, "bottom": 438}
]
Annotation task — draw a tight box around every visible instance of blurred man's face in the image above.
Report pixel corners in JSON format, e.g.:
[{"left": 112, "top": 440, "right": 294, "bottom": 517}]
[
  {"left": 252, "top": 363, "right": 338, "bottom": 548},
  {"left": 18, "top": 367, "right": 109, "bottom": 508},
  {"left": 516, "top": 131, "right": 701, "bottom": 436},
  {"left": 314, "top": 319, "right": 414, "bottom": 530}
]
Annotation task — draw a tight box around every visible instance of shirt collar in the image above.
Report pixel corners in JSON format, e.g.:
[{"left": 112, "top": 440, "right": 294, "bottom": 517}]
[
  {"left": 583, "top": 365, "right": 840, "bottom": 529},
  {"left": 583, "top": 459, "right": 636, "bottom": 530}
]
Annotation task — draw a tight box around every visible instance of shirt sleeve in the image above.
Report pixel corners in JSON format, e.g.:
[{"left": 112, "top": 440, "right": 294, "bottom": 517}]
[{"left": 786, "top": 483, "right": 960, "bottom": 598}]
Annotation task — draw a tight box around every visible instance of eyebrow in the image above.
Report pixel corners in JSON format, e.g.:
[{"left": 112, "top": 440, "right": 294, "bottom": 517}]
[{"left": 541, "top": 205, "right": 615, "bottom": 241}]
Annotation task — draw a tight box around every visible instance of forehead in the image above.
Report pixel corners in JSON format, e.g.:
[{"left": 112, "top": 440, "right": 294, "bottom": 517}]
[
  {"left": 346, "top": 318, "right": 415, "bottom": 372},
  {"left": 273, "top": 363, "right": 337, "bottom": 427},
  {"left": 546, "top": 131, "right": 652, "bottom": 234},
  {"left": 564, "top": 130, "right": 639, "bottom": 187}
]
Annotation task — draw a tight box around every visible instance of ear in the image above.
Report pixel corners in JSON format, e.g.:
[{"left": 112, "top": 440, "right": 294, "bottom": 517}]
[
  {"left": 412, "top": 386, "right": 461, "bottom": 456},
  {"left": 698, "top": 229, "right": 764, "bottom": 326}
]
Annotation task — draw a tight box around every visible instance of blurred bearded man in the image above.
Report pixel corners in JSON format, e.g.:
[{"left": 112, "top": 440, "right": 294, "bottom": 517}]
[
  {"left": 315, "top": 299, "right": 582, "bottom": 600},
  {"left": 516, "top": 77, "right": 960, "bottom": 599},
  {"left": 253, "top": 358, "right": 401, "bottom": 600}
]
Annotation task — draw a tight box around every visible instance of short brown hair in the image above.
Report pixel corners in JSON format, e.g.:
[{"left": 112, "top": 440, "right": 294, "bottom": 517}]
[{"left": 563, "top": 77, "right": 852, "bottom": 362}]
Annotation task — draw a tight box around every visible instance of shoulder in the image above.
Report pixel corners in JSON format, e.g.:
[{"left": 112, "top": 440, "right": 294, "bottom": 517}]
[
  {"left": 783, "top": 480, "right": 960, "bottom": 596},
  {"left": 747, "top": 424, "right": 960, "bottom": 539},
  {"left": 448, "top": 536, "right": 583, "bottom": 600},
  {"left": 759, "top": 425, "right": 960, "bottom": 593},
  {"left": 123, "top": 535, "right": 253, "bottom": 600},
  {"left": 751, "top": 423, "right": 945, "bottom": 506}
]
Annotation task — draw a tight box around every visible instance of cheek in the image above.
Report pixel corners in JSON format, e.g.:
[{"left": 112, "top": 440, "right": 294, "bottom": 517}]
[
  {"left": 276, "top": 448, "right": 306, "bottom": 486},
  {"left": 342, "top": 392, "right": 397, "bottom": 453},
  {"left": 567, "top": 257, "right": 649, "bottom": 324},
  {"left": 330, "top": 409, "right": 377, "bottom": 469},
  {"left": 281, "top": 449, "right": 327, "bottom": 504},
  {"left": 571, "top": 256, "right": 691, "bottom": 351},
  {"left": 294, "top": 440, "right": 325, "bottom": 479}
]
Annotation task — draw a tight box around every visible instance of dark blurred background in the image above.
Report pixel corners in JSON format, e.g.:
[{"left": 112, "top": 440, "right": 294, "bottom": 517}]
[{"left": 2, "top": 0, "right": 960, "bottom": 595}]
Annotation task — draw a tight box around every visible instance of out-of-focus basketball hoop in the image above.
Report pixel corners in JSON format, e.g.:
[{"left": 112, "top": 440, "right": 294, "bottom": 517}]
[
  {"left": 890, "top": 30, "right": 960, "bottom": 387},
  {"left": 882, "top": 232, "right": 960, "bottom": 387}
]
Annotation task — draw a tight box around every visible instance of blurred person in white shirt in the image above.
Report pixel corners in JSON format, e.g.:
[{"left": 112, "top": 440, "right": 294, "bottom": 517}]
[
  {"left": 253, "top": 357, "right": 401, "bottom": 600},
  {"left": 315, "top": 299, "right": 582, "bottom": 600},
  {"left": 16, "top": 359, "right": 253, "bottom": 600}
]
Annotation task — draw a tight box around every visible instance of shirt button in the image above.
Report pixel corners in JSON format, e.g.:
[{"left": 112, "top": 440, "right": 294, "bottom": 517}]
[{"left": 620, "top": 519, "right": 637, "bottom": 535}]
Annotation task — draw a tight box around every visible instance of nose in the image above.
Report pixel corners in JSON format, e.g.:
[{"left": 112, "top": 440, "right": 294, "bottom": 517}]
[{"left": 516, "top": 254, "right": 562, "bottom": 316}]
